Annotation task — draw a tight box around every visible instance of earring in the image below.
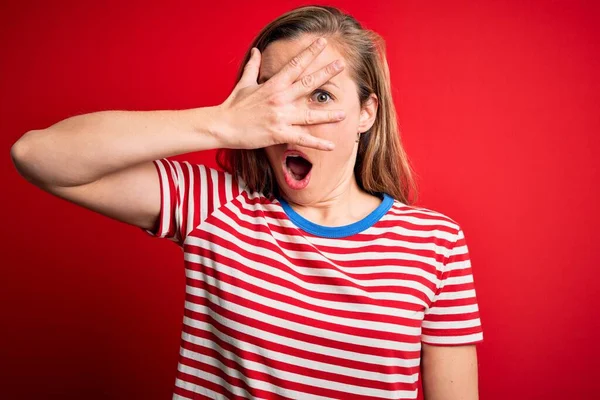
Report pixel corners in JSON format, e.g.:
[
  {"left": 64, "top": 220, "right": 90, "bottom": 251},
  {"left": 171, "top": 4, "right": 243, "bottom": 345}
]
[{"left": 355, "top": 132, "right": 361, "bottom": 143}]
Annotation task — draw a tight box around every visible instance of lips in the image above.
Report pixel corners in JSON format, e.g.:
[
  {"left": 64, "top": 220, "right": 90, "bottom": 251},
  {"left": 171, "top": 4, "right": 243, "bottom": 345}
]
[{"left": 281, "top": 149, "right": 313, "bottom": 190}]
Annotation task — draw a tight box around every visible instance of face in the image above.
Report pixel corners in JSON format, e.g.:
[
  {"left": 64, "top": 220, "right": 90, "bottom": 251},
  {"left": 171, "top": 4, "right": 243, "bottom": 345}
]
[{"left": 259, "top": 34, "right": 377, "bottom": 205}]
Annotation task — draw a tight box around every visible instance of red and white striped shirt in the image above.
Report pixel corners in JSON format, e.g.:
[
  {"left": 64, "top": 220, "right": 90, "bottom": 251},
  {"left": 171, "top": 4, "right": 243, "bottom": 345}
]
[{"left": 145, "top": 158, "right": 483, "bottom": 400}]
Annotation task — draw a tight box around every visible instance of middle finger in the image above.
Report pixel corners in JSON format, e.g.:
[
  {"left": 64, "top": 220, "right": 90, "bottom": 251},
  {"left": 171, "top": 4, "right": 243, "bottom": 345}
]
[{"left": 286, "top": 59, "right": 345, "bottom": 101}]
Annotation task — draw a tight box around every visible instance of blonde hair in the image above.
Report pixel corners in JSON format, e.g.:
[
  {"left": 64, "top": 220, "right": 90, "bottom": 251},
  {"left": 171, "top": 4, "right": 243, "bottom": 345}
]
[{"left": 217, "top": 5, "right": 417, "bottom": 204}]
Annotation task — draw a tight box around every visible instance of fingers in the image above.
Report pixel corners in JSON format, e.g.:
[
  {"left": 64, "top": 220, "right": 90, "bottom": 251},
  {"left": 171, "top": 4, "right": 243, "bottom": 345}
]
[
  {"left": 287, "top": 59, "right": 345, "bottom": 99},
  {"left": 288, "top": 108, "right": 346, "bottom": 126},
  {"left": 270, "top": 37, "right": 328, "bottom": 87},
  {"left": 236, "top": 48, "right": 261, "bottom": 89},
  {"left": 282, "top": 130, "right": 335, "bottom": 151}
]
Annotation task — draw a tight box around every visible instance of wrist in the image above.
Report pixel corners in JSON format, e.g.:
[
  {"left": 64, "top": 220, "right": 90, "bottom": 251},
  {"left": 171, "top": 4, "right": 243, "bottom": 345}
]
[{"left": 191, "top": 105, "right": 231, "bottom": 150}]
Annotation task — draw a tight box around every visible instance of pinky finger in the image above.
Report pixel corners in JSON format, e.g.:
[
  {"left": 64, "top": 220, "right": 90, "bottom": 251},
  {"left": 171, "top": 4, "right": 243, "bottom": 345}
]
[
  {"left": 289, "top": 108, "right": 346, "bottom": 126},
  {"left": 286, "top": 131, "right": 335, "bottom": 151}
]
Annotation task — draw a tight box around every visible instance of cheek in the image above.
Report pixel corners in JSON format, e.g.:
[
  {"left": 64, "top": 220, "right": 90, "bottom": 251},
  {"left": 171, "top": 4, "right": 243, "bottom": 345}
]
[
  {"left": 306, "top": 115, "right": 359, "bottom": 144},
  {"left": 308, "top": 122, "right": 358, "bottom": 171},
  {"left": 264, "top": 146, "right": 281, "bottom": 170}
]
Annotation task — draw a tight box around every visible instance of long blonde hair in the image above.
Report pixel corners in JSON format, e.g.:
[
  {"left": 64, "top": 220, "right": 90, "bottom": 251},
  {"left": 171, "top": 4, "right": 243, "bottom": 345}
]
[{"left": 217, "top": 5, "right": 417, "bottom": 204}]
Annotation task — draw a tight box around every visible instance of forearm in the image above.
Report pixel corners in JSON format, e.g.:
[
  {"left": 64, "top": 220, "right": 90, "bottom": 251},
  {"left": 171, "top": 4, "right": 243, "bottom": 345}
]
[{"left": 11, "top": 106, "right": 224, "bottom": 187}]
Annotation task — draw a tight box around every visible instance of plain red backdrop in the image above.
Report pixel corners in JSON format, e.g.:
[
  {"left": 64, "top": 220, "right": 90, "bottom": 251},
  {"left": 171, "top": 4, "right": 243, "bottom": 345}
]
[{"left": 1, "top": 0, "right": 598, "bottom": 399}]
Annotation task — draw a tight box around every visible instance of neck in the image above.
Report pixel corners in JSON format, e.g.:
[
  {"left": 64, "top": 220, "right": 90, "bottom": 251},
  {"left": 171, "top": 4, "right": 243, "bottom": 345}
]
[{"left": 283, "top": 175, "right": 382, "bottom": 227}]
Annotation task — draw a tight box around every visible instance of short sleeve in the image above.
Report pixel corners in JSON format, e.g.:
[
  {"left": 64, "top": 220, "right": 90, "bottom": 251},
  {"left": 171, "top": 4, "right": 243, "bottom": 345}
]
[
  {"left": 421, "top": 228, "right": 484, "bottom": 345},
  {"left": 144, "top": 158, "right": 243, "bottom": 247}
]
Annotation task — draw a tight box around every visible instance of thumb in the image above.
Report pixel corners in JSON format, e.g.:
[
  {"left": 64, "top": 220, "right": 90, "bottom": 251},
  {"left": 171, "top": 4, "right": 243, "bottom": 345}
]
[{"left": 236, "top": 48, "right": 261, "bottom": 89}]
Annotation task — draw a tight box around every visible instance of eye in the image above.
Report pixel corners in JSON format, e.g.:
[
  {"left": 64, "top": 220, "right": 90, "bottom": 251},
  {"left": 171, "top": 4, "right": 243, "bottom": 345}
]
[{"left": 310, "top": 90, "right": 334, "bottom": 104}]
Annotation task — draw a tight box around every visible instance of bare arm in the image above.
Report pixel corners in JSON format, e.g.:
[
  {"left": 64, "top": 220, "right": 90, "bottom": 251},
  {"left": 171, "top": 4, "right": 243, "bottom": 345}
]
[
  {"left": 421, "top": 344, "right": 479, "bottom": 400},
  {"left": 10, "top": 108, "right": 223, "bottom": 189},
  {"left": 10, "top": 107, "right": 227, "bottom": 231},
  {"left": 10, "top": 37, "right": 346, "bottom": 231}
]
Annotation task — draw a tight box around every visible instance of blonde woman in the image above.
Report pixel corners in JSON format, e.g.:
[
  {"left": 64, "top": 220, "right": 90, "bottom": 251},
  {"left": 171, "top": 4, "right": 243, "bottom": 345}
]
[{"left": 11, "top": 5, "right": 483, "bottom": 400}]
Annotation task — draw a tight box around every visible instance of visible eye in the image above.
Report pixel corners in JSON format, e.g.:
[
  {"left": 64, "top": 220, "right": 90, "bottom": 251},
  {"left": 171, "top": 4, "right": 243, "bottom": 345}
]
[{"left": 310, "top": 90, "right": 334, "bottom": 104}]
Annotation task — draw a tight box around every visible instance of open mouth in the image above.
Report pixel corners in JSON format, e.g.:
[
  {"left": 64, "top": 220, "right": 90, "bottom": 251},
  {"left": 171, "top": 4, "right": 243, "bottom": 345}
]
[
  {"left": 286, "top": 155, "right": 312, "bottom": 180},
  {"left": 282, "top": 151, "right": 313, "bottom": 190}
]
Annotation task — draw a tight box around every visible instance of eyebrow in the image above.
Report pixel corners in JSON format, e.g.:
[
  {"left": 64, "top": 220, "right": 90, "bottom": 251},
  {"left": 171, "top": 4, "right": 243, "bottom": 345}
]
[
  {"left": 258, "top": 74, "right": 340, "bottom": 90},
  {"left": 322, "top": 81, "right": 340, "bottom": 90}
]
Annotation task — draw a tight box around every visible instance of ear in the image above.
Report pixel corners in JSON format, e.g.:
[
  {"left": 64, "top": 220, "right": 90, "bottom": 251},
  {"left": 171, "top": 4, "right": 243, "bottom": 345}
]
[{"left": 358, "top": 94, "right": 378, "bottom": 133}]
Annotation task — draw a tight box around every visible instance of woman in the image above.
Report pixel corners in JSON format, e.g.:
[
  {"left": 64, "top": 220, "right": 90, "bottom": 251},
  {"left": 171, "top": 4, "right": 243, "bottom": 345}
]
[{"left": 11, "top": 5, "right": 483, "bottom": 400}]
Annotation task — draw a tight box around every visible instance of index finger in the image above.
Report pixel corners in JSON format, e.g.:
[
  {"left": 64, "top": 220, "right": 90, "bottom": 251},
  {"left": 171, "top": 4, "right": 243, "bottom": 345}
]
[{"left": 269, "top": 37, "right": 328, "bottom": 87}]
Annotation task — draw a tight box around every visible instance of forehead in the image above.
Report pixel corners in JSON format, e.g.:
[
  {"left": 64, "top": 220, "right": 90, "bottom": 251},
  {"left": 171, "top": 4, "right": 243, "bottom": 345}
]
[{"left": 259, "top": 35, "right": 349, "bottom": 82}]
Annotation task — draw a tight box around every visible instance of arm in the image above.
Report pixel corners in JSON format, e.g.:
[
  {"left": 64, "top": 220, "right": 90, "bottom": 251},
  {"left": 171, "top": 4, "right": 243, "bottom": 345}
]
[
  {"left": 10, "top": 37, "right": 345, "bottom": 231},
  {"left": 10, "top": 107, "right": 224, "bottom": 231},
  {"left": 420, "top": 225, "right": 483, "bottom": 399},
  {"left": 10, "top": 107, "right": 225, "bottom": 189},
  {"left": 421, "top": 343, "right": 479, "bottom": 400}
]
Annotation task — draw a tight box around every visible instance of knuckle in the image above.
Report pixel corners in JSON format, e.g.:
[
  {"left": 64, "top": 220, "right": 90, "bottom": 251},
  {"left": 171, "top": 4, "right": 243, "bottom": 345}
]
[
  {"left": 267, "top": 110, "right": 280, "bottom": 124},
  {"left": 325, "top": 64, "right": 337, "bottom": 76},
  {"left": 268, "top": 94, "right": 285, "bottom": 106},
  {"left": 296, "top": 135, "right": 307, "bottom": 146},
  {"left": 304, "top": 109, "right": 314, "bottom": 125},
  {"left": 289, "top": 56, "right": 302, "bottom": 69},
  {"left": 301, "top": 74, "right": 314, "bottom": 88}
]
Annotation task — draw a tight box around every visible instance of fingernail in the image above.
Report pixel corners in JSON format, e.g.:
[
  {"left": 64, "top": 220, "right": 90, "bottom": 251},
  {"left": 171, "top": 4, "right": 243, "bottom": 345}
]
[
  {"left": 334, "top": 60, "right": 343, "bottom": 70},
  {"left": 326, "top": 141, "right": 335, "bottom": 150},
  {"left": 317, "top": 37, "right": 327, "bottom": 47},
  {"left": 336, "top": 111, "right": 346, "bottom": 120}
]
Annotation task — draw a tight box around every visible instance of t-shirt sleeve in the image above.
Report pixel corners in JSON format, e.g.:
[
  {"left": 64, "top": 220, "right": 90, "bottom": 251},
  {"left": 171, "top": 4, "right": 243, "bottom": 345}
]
[
  {"left": 143, "top": 158, "right": 243, "bottom": 247},
  {"left": 421, "top": 228, "right": 484, "bottom": 345}
]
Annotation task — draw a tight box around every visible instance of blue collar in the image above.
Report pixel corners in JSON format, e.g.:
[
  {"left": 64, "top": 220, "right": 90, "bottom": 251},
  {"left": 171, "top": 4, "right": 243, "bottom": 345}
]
[{"left": 277, "top": 194, "right": 394, "bottom": 239}]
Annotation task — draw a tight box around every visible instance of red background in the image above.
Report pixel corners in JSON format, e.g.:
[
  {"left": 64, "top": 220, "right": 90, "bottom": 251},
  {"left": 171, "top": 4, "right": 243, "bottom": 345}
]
[{"left": 1, "top": 0, "right": 599, "bottom": 399}]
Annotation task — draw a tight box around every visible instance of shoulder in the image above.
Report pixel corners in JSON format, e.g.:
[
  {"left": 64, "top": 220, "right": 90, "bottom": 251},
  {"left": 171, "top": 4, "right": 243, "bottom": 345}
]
[
  {"left": 383, "top": 199, "right": 464, "bottom": 241},
  {"left": 382, "top": 201, "right": 472, "bottom": 268}
]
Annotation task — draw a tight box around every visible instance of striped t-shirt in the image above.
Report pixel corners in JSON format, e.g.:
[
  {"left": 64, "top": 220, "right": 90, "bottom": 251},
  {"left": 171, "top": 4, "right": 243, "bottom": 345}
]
[{"left": 145, "top": 158, "right": 483, "bottom": 400}]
